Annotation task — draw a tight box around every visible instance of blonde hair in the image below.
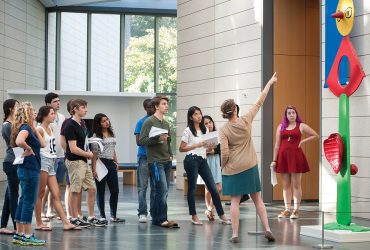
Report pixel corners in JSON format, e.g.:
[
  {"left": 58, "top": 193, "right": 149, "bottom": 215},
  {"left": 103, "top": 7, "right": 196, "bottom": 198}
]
[
  {"left": 10, "top": 102, "right": 34, "bottom": 147},
  {"left": 220, "top": 99, "right": 236, "bottom": 119}
]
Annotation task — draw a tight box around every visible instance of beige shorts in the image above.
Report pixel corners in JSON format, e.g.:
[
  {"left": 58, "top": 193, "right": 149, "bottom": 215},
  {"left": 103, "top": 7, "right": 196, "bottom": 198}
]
[{"left": 65, "top": 159, "right": 96, "bottom": 193}]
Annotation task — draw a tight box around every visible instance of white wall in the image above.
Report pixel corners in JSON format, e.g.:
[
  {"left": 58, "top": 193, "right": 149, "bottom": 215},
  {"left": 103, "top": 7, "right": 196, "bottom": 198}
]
[
  {"left": 0, "top": 0, "right": 45, "bottom": 180},
  {"left": 321, "top": 1, "right": 370, "bottom": 219},
  {"left": 7, "top": 91, "right": 154, "bottom": 165},
  {"left": 176, "top": 0, "right": 263, "bottom": 189}
]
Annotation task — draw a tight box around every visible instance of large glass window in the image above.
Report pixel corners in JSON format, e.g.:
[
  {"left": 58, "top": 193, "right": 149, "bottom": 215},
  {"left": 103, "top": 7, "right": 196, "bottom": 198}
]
[
  {"left": 124, "top": 15, "right": 155, "bottom": 93},
  {"left": 158, "top": 17, "right": 177, "bottom": 93},
  {"left": 60, "top": 13, "right": 87, "bottom": 91},
  {"left": 91, "top": 14, "right": 120, "bottom": 92},
  {"left": 47, "top": 12, "right": 56, "bottom": 90}
]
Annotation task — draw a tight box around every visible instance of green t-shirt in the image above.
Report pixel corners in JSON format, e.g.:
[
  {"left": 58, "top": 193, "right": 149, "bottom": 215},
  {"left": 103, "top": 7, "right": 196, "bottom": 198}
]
[{"left": 139, "top": 115, "right": 172, "bottom": 164}]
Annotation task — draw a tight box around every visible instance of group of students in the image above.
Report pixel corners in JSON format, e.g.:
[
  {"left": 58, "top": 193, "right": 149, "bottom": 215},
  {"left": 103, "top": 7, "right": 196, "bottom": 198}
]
[
  {"left": 0, "top": 93, "right": 124, "bottom": 246},
  {"left": 134, "top": 72, "right": 318, "bottom": 243},
  {"left": 0, "top": 71, "right": 319, "bottom": 245}
]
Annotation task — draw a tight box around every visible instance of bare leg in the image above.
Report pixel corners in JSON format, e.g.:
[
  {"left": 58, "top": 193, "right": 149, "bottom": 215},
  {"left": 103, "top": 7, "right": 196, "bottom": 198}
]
[
  {"left": 230, "top": 195, "right": 241, "bottom": 238},
  {"left": 280, "top": 173, "right": 292, "bottom": 210},
  {"left": 250, "top": 192, "right": 271, "bottom": 232},
  {"left": 77, "top": 192, "right": 82, "bottom": 217},
  {"left": 65, "top": 185, "right": 71, "bottom": 218},
  {"left": 35, "top": 172, "right": 49, "bottom": 228},
  {"left": 47, "top": 176, "right": 75, "bottom": 229},
  {"left": 41, "top": 186, "right": 49, "bottom": 217},
  {"left": 291, "top": 173, "right": 303, "bottom": 210},
  {"left": 86, "top": 188, "right": 96, "bottom": 217},
  {"left": 69, "top": 192, "right": 80, "bottom": 218}
]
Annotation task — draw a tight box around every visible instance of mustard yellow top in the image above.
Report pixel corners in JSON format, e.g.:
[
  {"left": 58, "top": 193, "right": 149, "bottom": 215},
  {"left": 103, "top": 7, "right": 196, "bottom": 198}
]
[{"left": 219, "top": 91, "right": 268, "bottom": 176}]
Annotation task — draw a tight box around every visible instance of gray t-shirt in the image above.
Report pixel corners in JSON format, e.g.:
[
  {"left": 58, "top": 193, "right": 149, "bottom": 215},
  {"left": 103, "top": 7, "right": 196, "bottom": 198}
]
[
  {"left": 90, "top": 136, "right": 116, "bottom": 160},
  {"left": 2, "top": 121, "right": 15, "bottom": 163}
]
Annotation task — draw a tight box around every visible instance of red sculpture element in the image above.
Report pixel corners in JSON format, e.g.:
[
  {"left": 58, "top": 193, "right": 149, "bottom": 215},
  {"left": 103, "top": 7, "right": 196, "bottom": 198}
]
[
  {"left": 331, "top": 11, "right": 344, "bottom": 19},
  {"left": 350, "top": 164, "right": 358, "bottom": 175},
  {"left": 326, "top": 36, "right": 366, "bottom": 97},
  {"left": 323, "top": 133, "right": 344, "bottom": 174}
]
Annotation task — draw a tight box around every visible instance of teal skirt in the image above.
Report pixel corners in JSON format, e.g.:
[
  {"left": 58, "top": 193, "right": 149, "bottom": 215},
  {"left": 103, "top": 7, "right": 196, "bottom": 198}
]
[{"left": 222, "top": 165, "right": 261, "bottom": 196}]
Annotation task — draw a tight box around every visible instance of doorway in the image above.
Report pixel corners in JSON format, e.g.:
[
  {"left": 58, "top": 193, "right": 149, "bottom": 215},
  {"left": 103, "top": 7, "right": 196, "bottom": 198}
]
[{"left": 272, "top": 0, "right": 320, "bottom": 201}]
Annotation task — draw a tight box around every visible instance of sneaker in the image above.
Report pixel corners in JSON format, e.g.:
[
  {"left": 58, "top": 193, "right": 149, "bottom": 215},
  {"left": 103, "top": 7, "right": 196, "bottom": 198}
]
[
  {"left": 81, "top": 216, "right": 88, "bottom": 222},
  {"left": 88, "top": 217, "right": 106, "bottom": 227},
  {"left": 12, "top": 233, "right": 23, "bottom": 245},
  {"left": 70, "top": 218, "right": 90, "bottom": 228},
  {"left": 138, "top": 215, "right": 147, "bottom": 223},
  {"left": 290, "top": 210, "right": 299, "bottom": 219},
  {"left": 110, "top": 217, "right": 125, "bottom": 223},
  {"left": 100, "top": 218, "right": 108, "bottom": 225},
  {"left": 22, "top": 234, "right": 46, "bottom": 246},
  {"left": 278, "top": 209, "right": 291, "bottom": 218}
]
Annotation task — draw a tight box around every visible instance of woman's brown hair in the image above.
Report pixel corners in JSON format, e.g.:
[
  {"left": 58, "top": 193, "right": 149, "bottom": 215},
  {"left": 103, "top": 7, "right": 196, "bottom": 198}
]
[{"left": 221, "top": 99, "right": 236, "bottom": 119}]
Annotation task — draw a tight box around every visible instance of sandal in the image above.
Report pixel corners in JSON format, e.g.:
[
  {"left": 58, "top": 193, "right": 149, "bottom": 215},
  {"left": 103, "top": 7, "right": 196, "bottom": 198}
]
[
  {"left": 219, "top": 216, "right": 231, "bottom": 225},
  {"left": 205, "top": 209, "right": 215, "bottom": 221}
]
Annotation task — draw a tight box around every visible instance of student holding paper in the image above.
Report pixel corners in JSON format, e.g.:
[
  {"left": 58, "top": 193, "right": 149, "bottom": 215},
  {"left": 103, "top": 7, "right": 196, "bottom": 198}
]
[
  {"left": 196, "top": 115, "right": 222, "bottom": 221},
  {"left": 91, "top": 113, "right": 124, "bottom": 224},
  {"left": 219, "top": 73, "right": 277, "bottom": 243},
  {"left": 34, "top": 106, "right": 78, "bottom": 231},
  {"left": 1, "top": 99, "right": 19, "bottom": 235},
  {"left": 179, "top": 107, "right": 230, "bottom": 225},
  {"left": 10, "top": 102, "right": 46, "bottom": 246},
  {"left": 139, "top": 95, "right": 178, "bottom": 228}
]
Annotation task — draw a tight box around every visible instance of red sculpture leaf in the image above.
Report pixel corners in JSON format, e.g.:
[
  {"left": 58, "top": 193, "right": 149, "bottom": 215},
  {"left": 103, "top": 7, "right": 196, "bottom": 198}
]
[{"left": 323, "top": 133, "right": 344, "bottom": 174}]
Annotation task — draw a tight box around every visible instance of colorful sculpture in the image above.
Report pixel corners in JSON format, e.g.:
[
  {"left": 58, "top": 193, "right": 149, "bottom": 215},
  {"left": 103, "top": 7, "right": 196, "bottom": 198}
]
[{"left": 324, "top": 0, "right": 365, "bottom": 227}]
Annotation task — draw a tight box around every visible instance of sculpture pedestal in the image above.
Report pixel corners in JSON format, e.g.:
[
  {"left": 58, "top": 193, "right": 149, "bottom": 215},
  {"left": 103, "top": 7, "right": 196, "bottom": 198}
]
[{"left": 301, "top": 225, "right": 370, "bottom": 243}]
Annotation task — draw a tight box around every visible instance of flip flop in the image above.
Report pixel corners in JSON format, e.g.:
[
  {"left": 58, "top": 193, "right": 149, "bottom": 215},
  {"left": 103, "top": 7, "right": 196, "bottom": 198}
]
[
  {"left": 41, "top": 216, "right": 50, "bottom": 222},
  {"left": 35, "top": 226, "right": 52, "bottom": 231},
  {"left": 167, "top": 220, "right": 180, "bottom": 229},
  {"left": 0, "top": 228, "right": 15, "bottom": 235},
  {"left": 63, "top": 226, "right": 81, "bottom": 231}
]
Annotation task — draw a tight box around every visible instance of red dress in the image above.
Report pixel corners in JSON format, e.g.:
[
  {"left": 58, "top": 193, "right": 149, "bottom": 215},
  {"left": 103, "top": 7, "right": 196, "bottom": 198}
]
[{"left": 276, "top": 123, "right": 310, "bottom": 173}]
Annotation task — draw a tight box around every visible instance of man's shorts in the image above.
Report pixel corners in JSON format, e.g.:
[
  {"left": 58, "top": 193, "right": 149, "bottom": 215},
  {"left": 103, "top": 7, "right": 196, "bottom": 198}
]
[{"left": 65, "top": 159, "right": 96, "bottom": 193}]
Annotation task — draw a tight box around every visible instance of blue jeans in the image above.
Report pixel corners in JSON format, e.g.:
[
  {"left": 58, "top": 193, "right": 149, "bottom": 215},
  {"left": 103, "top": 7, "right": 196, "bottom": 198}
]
[
  {"left": 184, "top": 154, "right": 224, "bottom": 216},
  {"left": 15, "top": 168, "right": 39, "bottom": 224},
  {"left": 1, "top": 162, "right": 19, "bottom": 229},
  {"left": 55, "top": 158, "right": 70, "bottom": 185},
  {"left": 95, "top": 158, "right": 119, "bottom": 218},
  {"left": 137, "top": 156, "right": 155, "bottom": 216},
  {"left": 148, "top": 161, "right": 171, "bottom": 225}
]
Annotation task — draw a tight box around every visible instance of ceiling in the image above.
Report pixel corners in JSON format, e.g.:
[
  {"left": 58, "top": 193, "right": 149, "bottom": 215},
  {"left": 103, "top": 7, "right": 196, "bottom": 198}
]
[{"left": 39, "top": 0, "right": 177, "bottom": 10}]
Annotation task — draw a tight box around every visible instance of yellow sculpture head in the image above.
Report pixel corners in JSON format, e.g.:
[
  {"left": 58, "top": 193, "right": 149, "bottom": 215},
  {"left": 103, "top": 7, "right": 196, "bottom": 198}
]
[{"left": 332, "top": 0, "right": 354, "bottom": 36}]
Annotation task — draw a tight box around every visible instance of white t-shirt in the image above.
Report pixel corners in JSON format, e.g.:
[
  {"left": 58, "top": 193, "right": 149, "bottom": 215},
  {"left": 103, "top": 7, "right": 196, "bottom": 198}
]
[
  {"left": 50, "top": 112, "right": 65, "bottom": 158},
  {"left": 181, "top": 127, "right": 208, "bottom": 159}
]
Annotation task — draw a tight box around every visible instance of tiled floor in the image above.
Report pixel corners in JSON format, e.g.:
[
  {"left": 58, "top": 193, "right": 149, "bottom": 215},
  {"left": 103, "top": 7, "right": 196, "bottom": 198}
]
[{"left": 0, "top": 179, "right": 369, "bottom": 249}]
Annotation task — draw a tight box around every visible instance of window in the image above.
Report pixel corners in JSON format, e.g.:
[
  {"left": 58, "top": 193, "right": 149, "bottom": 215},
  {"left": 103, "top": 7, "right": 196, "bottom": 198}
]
[
  {"left": 60, "top": 13, "right": 87, "bottom": 91},
  {"left": 91, "top": 14, "right": 120, "bottom": 92},
  {"left": 47, "top": 12, "right": 56, "bottom": 90},
  {"left": 157, "top": 17, "right": 177, "bottom": 93},
  {"left": 124, "top": 15, "right": 155, "bottom": 93}
]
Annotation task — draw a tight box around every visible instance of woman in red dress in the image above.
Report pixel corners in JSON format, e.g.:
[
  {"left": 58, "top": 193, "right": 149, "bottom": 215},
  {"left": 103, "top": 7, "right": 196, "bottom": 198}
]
[{"left": 271, "top": 106, "right": 319, "bottom": 219}]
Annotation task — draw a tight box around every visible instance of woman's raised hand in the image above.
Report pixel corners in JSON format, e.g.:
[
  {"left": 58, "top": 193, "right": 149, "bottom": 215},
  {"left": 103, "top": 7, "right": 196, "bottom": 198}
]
[{"left": 268, "top": 72, "right": 277, "bottom": 85}]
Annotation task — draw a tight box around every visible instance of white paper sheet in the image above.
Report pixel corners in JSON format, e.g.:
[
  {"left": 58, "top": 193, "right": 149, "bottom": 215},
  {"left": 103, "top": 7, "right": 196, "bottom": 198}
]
[
  {"left": 88, "top": 137, "right": 104, "bottom": 152},
  {"left": 95, "top": 158, "right": 108, "bottom": 181},
  {"left": 202, "top": 131, "right": 219, "bottom": 146},
  {"left": 12, "top": 147, "right": 24, "bottom": 165},
  {"left": 149, "top": 126, "right": 168, "bottom": 138},
  {"left": 270, "top": 166, "right": 277, "bottom": 186}
]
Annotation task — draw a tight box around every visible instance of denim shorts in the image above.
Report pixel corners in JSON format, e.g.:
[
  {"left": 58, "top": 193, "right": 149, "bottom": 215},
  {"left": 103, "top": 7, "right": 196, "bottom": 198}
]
[{"left": 40, "top": 156, "right": 57, "bottom": 176}]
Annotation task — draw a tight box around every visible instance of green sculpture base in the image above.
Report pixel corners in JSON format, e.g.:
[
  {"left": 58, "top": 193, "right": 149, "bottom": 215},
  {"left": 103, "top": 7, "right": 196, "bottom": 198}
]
[{"left": 324, "top": 222, "right": 370, "bottom": 232}]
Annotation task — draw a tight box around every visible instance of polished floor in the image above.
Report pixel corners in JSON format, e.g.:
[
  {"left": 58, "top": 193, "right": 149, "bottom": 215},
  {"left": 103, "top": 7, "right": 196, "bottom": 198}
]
[{"left": 0, "top": 179, "right": 369, "bottom": 249}]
